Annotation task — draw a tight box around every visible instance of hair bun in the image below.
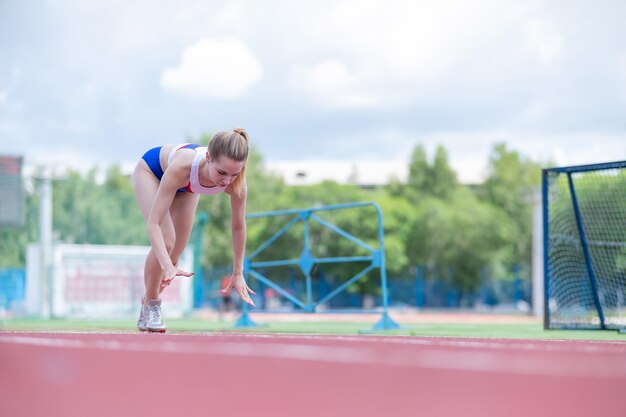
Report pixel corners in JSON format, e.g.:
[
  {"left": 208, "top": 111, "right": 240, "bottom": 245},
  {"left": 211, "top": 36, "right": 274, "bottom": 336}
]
[{"left": 233, "top": 127, "right": 249, "bottom": 141}]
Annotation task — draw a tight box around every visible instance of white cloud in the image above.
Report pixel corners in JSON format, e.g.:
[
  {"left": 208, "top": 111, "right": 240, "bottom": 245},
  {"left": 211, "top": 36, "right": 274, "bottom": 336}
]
[
  {"left": 214, "top": 1, "right": 247, "bottom": 27},
  {"left": 267, "top": 159, "right": 408, "bottom": 185},
  {"left": 289, "top": 60, "right": 379, "bottom": 109},
  {"left": 0, "top": 119, "right": 30, "bottom": 139},
  {"left": 550, "top": 147, "right": 568, "bottom": 167},
  {"left": 44, "top": 117, "right": 92, "bottom": 134},
  {"left": 160, "top": 38, "right": 262, "bottom": 99},
  {"left": 524, "top": 17, "right": 563, "bottom": 66},
  {"left": 24, "top": 149, "right": 99, "bottom": 177},
  {"left": 0, "top": 64, "right": 20, "bottom": 107},
  {"left": 531, "top": 133, "right": 626, "bottom": 168},
  {"left": 285, "top": 1, "right": 466, "bottom": 109},
  {"left": 619, "top": 54, "right": 626, "bottom": 102},
  {"left": 4, "top": 0, "right": 626, "bottom": 186},
  {"left": 285, "top": 0, "right": 554, "bottom": 110}
]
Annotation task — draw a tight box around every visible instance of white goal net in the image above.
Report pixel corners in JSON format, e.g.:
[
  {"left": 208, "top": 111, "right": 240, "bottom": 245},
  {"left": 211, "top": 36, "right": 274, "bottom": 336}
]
[{"left": 26, "top": 243, "right": 194, "bottom": 318}]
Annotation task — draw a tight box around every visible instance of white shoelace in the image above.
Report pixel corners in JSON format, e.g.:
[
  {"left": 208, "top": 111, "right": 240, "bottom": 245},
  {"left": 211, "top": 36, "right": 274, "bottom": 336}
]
[{"left": 147, "top": 305, "right": 162, "bottom": 324}]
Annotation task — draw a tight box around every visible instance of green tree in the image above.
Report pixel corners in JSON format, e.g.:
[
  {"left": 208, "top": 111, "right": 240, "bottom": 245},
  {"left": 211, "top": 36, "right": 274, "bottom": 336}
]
[
  {"left": 407, "top": 145, "right": 429, "bottom": 194},
  {"left": 404, "top": 187, "right": 514, "bottom": 293},
  {"left": 481, "top": 143, "right": 542, "bottom": 269},
  {"left": 429, "top": 146, "right": 458, "bottom": 199},
  {"left": 0, "top": 190, "right": 38, "bottom": 267},
  {"left": 406, "top": 144, "right": 458, "bottom": 201},
  {"left": 52, "top": 168, "right": 145, "bottom": 245}
]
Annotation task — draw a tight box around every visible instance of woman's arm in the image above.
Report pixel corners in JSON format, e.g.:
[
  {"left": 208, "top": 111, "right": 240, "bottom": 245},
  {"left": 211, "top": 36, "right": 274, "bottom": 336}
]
[
  {"left": 146, "top": 162, "right": 190, "bottom": 279},
  {"left": 230, "top": 182, "right": 247, "bottom": 274},
  {"left": 223, "top": 182, "right": 256, "bottom": 305}
]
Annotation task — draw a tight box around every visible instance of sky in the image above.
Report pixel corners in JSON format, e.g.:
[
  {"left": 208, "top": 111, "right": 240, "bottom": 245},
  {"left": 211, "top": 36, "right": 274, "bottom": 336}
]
[{"left": 1, "top": 0, "right": 625, "bottom": 185}]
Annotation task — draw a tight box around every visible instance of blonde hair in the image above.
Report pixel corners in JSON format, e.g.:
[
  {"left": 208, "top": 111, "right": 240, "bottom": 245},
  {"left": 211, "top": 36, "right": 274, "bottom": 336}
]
[{"left": 209, "top": 128, "right": 249, "bottom": 193}]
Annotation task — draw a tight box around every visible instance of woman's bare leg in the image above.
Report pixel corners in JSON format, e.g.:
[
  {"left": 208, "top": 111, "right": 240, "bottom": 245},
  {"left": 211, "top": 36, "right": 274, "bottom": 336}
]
[
  {"left": 132, "top": 160, "right": 176, "bottom": 303},
  {"left": 168, "top": 192, "right": 200, "bottom": 267}
]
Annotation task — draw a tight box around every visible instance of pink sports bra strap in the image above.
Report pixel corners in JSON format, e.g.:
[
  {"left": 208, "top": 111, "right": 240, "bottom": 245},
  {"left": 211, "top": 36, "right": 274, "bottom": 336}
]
[{"left": 167, "top": 143, "right": 194, "bottom": 166}]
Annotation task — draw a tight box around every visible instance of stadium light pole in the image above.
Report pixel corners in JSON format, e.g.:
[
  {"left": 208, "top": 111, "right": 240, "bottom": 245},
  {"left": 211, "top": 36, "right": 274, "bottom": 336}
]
[
  {"left": 531, "top": 188, "right": 544, "bottom": 318},
  {"left": 39, "top": 177, "right": 53, "bottom": 319}
]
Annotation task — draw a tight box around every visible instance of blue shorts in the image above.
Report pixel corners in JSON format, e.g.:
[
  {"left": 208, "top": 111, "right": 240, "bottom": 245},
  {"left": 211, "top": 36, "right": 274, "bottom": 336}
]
[
  {"left": 141, "top": 146, "right": 164, "bottom": 180},
  {"left": 141, "top": 144, "right": 201, "bottom": 193}
]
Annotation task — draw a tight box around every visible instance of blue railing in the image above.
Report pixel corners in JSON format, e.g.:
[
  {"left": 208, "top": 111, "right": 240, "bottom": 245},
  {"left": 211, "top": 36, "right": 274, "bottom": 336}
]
[
  {"left": 236, "top": 202, "right": 399, "bottom": 330},
  {"left": 0, "top": 268, "right": 26, "bottom": 313}
]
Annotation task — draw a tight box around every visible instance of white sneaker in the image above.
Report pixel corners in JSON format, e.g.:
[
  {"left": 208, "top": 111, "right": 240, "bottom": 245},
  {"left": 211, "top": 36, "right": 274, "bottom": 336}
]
[
  {"left": 137, "top": 295, "right": 148, "bottom": 332},
  {"left": 145, "top": 298, "right": 167, "bottom": 333}
]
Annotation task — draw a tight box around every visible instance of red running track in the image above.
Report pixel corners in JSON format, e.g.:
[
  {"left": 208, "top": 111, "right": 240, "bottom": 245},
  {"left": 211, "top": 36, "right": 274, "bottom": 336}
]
[{"left": 1, "top": 332, "right": 626, "bottom": 417}]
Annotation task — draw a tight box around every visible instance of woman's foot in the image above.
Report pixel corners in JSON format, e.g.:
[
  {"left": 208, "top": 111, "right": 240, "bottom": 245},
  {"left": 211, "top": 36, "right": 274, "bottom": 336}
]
[
  {"left": 145, "top": 298, "right": 167, "bottom": 333},
  {"left": 137, "top": 295, "right": 148, "bottom": 332}
]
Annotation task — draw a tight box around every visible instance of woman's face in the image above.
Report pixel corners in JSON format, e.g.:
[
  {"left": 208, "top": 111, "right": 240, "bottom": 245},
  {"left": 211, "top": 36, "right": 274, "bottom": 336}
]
[{"left": 207, "top": 154, "right": 245, "bottom": 187}]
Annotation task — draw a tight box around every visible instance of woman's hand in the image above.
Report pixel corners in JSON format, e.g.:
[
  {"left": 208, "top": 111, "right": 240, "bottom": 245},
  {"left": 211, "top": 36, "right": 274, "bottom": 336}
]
[
  {"left": 220, "top": 273, "right": 256, "bottom": 306},
  {"left": 160, "top": 266, "right": 194, "bottom": 290}
]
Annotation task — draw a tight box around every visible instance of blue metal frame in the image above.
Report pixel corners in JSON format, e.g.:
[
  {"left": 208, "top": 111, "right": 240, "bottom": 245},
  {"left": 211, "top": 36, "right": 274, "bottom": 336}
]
[
  {"left": 544, "top": 160, "right": 626, "bottom": 174},
  {"left": 191, "top": 212, "right": 209, "bottom": 308},
  {"left": 567, "top": 173, "right": 605, "bottom": 329},
  {"left": 543, "top": 160, "right": 625, "bottom": 331},
  {"left": 236, "top": 202, "right": 399, "bottom": 330},
  {"left": 542, "top": 169, "right": 550, "bottom": 329}
]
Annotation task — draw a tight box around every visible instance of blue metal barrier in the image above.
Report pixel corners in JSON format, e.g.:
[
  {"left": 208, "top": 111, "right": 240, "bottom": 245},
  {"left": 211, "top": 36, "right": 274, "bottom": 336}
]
[
  {"left": 0, "top": 268, "right": 25, "bottom": 313},
  {"left": 191, "top": 212, "right": 209, "bottom": 308},
  {"left": 236, "top": 202, "right": 399, "bottom": 330}
]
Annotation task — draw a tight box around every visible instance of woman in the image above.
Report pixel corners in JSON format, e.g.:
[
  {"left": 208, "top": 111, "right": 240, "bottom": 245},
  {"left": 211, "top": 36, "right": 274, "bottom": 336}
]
[{"left": 132, "top": 128, "right": 255, "bottom": 332}]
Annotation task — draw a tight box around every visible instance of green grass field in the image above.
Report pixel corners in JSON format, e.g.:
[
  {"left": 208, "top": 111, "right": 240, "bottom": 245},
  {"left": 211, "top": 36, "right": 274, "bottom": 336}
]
[{"left": 2, "top": 315, "right": 625, "bottom": 340}]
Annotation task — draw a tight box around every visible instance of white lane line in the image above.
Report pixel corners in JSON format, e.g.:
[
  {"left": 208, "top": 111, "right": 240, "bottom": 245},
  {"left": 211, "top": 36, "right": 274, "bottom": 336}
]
[
  {"left": 2, "top": 334, "right": 626, "bottom": 379},
  {"left": 3, "top": 330, "right": 625, "bottom": 354},
  {"left": 183, "top": 332, "right": 626, "bottom": 354}
]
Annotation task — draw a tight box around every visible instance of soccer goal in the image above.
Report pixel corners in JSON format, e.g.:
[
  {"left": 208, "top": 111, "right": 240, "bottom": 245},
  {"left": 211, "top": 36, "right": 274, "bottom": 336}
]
[
  {"left": 543, "top": 161, "right": 626, "bottom": 331},
  {"left": 25, "top": 243, "right": 194, "bottom": 319}
]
